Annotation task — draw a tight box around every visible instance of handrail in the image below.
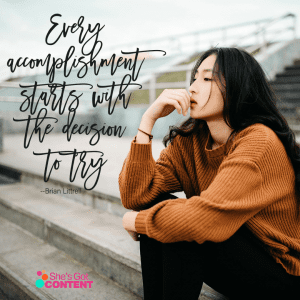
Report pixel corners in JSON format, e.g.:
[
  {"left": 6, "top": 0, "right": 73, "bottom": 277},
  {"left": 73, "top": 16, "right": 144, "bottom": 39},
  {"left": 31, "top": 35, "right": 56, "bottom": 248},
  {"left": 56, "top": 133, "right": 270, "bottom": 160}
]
[
  {"left": 1, "top": 39, "right": 298, "bottom": 106},
  {"left": 231, "top": 13, "right": 296, "bottom": 46},
  {"left": 106, "top": 13, "right": 296, "bottom": 55},
  {"left": 107, "top": 17, "right": 274, "bottom": 49},
  {"left": 0, "top": 13, "right": 297, "bottom": 107},
  {"left": 229, "top": 13, "right": 296, "bottom": 57},
  {"left": 1, "top": 13, "right": 296, "bottom": 83}
]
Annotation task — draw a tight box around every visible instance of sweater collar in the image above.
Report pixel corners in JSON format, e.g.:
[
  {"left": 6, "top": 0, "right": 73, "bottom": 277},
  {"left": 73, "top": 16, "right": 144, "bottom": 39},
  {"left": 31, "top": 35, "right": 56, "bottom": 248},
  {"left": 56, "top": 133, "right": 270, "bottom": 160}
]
[
  {"left": 203, "top": 125, "right": 237, "bottom": 162},
  {"left": 204, "top": 130, "right": 227, "bottom": 158}
]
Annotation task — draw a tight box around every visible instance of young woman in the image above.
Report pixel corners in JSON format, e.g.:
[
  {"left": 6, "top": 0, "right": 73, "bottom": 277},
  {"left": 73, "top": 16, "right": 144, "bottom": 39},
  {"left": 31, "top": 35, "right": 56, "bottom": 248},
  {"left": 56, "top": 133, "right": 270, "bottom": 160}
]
[{"left": 119, "top": 47, "right": 300, "bottom": 300}]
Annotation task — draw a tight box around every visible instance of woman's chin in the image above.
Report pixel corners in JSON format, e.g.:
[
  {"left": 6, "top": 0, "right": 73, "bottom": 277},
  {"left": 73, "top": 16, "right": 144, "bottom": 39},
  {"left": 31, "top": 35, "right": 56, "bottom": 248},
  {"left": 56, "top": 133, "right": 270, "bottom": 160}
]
[{"left": 190, "top": 110, "right": 203, "bottom": 120}]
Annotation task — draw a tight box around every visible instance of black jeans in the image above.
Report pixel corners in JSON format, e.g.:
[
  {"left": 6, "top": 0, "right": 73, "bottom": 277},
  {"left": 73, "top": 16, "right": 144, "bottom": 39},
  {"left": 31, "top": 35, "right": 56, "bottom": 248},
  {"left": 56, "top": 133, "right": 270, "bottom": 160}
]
[{"left": 139, "top": 193, "right": 300, "bottom": 300}]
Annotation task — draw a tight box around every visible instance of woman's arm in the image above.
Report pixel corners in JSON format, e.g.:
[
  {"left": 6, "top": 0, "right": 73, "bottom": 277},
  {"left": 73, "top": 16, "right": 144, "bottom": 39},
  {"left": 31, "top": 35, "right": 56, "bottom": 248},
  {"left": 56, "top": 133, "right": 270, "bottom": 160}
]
[
  {"left": 133, "top": 125, "right": 275, "bottom": 244},
  {"left": 134, "top": 157, "right": 264, "bottom": 243},
  {"left": 119, "top": 89, "right": 190, "bottom": 211},
  {"left": 118, "top": 131, "right": 184, "bottom": 211}
]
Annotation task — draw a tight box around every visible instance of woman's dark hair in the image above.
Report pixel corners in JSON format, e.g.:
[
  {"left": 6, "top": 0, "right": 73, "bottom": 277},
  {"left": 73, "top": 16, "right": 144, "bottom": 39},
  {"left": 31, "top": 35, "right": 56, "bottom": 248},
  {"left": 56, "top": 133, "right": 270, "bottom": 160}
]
[{"left": 163, "top": 47, "right": 300, "bottom": 203}]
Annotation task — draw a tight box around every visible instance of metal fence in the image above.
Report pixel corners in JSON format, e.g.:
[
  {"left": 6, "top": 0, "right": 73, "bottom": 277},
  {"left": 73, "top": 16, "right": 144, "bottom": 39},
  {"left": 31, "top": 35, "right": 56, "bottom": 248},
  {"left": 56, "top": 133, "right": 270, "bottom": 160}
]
[{"left": 0, "top": 13, "right": 298, "bottom": 123}]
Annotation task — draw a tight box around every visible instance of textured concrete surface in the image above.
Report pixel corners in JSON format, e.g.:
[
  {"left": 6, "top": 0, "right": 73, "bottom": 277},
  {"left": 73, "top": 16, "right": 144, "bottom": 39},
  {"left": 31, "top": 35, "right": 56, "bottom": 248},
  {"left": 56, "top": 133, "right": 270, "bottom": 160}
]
[
  {"left": 0, "top": 183, "right": 143, "bottom": 296},
  {"left": 0, "top": 183, "right": 229, "bottom": 300},
  {"left": 0, "top": 216, "right": 142, "bottom": 300}
]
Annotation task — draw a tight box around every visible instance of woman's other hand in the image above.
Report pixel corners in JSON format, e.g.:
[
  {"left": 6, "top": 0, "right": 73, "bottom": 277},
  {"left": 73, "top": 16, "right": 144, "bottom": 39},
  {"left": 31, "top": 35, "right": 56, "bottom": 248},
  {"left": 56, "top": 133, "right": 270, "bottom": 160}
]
[
  {"left": 125, "top": 230, "right": 140, "bottom": 241},
  {"left": 144, "top": 89, "right": 190, "bottom": 122},
  {"left": 122, "top": 211, "right": 140, "bottom": 241}
]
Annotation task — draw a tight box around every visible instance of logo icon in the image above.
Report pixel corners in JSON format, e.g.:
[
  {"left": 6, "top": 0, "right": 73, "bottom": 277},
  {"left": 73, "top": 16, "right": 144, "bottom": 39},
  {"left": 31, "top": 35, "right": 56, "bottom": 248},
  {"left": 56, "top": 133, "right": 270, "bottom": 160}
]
[{"left": 36, "top": 270, "right": 48, "bottom": 288}]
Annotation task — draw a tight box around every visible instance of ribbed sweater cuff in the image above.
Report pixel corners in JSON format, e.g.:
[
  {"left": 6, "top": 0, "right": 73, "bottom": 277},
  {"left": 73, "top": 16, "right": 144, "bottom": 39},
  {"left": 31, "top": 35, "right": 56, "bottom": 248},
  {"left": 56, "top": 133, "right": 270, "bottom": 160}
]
[
  {"left": 130, "top": 139, "right": 153, "bottom": 162},
  {"left": 135, "top": 210, "right": 149, "bottom": 235}
]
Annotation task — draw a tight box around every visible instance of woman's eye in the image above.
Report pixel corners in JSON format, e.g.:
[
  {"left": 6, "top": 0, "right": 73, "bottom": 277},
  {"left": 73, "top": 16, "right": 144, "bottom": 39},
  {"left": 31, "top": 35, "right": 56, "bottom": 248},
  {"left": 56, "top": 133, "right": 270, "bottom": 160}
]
[{"left": 192, "top": 78, "right": 211, "bottom": 82}]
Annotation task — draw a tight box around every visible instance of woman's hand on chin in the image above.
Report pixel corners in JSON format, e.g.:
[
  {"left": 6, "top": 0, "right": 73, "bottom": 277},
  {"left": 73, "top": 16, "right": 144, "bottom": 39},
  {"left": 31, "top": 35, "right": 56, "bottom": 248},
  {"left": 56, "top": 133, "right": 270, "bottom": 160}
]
[{"left": 144, "top": 89, "right": 190, "bottom": 122}]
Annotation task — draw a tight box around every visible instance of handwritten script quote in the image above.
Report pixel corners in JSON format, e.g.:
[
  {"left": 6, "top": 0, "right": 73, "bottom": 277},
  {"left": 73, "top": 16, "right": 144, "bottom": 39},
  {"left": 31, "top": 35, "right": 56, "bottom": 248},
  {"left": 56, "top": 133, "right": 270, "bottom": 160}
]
[{"left": 7, "top": 14, "right": 166, "bottom": 190}]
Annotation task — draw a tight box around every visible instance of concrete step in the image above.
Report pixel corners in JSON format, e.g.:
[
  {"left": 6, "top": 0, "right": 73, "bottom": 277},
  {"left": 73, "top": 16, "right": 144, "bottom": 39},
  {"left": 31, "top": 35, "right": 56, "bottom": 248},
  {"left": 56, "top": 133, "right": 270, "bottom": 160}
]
[
  {"left": 271, "top": 83, "right": 300, "bottom": 91},
  {"left": 0, "top": 163, "right": 130, "bottom": 220},
  {"left": 293, "top": 59, "right": 300, "bottom": 66},
  {"left": 0, "top": 183, "right": 229, "bottom": 300},
  {"left": 276, "top": 91, "right": 300, "bottom": 99},
  {"left": 0, "top": 183, "right": 143, "bottom": 298},
  {"left": 277, "top": 104, "right": 298, "bottom": 112},
  {"left": 0, "top": 173, "right": 19, "bottom": 186},
  {"left": 279, "top": 109, "right": 299, "bottom": 121},
  {"left": 272, "top": 77, "right": 300, "bottom": 84},
  {"left": 276, "top": 70, "right": 300, "bottom": 77},
  {"left": 0, "top": 215, "right": 141, "bottom": 300},
  {"left": 276, "top": 101, "right": 300, "bottom": 109},
  {"left": 285, "top": 65, "right": 300, "bottom": 71},
  {"left": 290, "top": 124, "right": 300, "bottom": 133}
]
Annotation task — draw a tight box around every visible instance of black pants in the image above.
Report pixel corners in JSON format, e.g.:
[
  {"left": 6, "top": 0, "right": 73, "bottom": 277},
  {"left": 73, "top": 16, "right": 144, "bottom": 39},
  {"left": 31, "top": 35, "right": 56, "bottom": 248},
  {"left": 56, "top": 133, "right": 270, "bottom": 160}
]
[{"left": 139, "top": 193, "right": 300, "bottom": 300}]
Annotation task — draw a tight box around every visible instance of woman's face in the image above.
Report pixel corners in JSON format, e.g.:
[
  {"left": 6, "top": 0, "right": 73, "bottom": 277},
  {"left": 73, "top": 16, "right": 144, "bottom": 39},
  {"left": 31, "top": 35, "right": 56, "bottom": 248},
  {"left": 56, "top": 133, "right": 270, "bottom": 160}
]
[{"left": 188, "top": 54, "right": 225, "bottom": 121}]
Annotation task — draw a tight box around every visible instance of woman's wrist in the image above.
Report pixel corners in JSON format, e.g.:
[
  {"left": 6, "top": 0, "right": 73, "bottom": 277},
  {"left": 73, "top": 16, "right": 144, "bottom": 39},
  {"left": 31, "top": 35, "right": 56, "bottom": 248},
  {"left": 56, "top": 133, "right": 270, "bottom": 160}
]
[
  {"left": 135, "top": 114, "right": 155, "bottom": 144},
  {"left": 122, "top": 211, "right": 139, "bottom": 232},
  {"left": 141, "top": 112, "right": 156, "bottom": 128}
]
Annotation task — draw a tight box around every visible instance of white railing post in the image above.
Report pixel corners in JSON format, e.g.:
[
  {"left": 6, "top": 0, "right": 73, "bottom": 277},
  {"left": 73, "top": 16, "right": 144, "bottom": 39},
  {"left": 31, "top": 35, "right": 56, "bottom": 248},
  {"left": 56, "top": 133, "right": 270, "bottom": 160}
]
[
  {"left": 222, "top": 27, "right": 227, "bottom": 46},
  {"left": 186, "top": 69, "right": 192, "bottom": 90},
  {"left": 149, "top": 74, "right": 156, "bottom": 105},
  {"left": 262, "top": 27, "right": 268, "bottom": 59},
  {"left": 67, "top": 14, "right": 297, "bottom": 65},
  {"left": 293, "top": 15, "right": 297, "bottom": 40},
  {"left": 177, "top": 40, "right": 182, "bottom": 54},
  {"left": 255, "top": 22, "right": 260, "bottom": 45},
  {"left": 194, "top": 34, "right": 199, "bottom": 53}
]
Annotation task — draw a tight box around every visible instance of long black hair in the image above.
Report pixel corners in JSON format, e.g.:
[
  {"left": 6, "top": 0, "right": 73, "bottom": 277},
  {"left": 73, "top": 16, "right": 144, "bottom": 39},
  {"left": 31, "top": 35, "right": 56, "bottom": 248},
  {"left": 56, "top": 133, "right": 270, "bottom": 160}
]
[{"left": 163, "top": 47, "right": 300, "bottom": 202}]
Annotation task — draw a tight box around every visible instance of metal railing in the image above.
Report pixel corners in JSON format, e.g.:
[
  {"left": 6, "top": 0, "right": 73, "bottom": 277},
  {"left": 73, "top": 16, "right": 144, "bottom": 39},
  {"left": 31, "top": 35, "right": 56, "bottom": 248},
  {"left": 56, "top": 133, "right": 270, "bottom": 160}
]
[
  {"left": 106, "top": 13, "right": 296, "bottom": 56},
  {"left": 137, "top": 13, "right": 298, "bottom": 104},
  {"left": 0, "top": 13, "right": 297, "bottom": 107}
]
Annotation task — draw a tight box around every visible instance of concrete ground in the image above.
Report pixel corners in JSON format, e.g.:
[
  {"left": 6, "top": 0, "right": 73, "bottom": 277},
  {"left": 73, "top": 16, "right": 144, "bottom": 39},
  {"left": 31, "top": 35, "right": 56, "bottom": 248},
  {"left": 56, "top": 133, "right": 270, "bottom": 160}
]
[
  {"left": 0, "top": 211, "right": 142, "bottom": 300},
  {"left": 0, "top": 182, "right": 229, "bottom": 300}
]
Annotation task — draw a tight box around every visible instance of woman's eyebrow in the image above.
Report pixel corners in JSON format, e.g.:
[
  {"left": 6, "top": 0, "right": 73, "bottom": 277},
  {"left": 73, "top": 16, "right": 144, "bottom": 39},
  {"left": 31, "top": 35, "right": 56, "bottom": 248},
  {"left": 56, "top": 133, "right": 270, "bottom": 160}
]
[{"left": 196, "top": 68, "right": 213, "bottom": 74}]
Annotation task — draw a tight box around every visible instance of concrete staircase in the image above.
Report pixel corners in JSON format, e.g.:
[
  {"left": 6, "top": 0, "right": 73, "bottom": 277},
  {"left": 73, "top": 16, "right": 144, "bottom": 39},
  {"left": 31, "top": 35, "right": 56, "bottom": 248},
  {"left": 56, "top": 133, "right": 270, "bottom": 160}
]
[
  {"left": 0, "top": 173, "right": 229, "bottom": 300},
  {"left": 270, "top": 59, "right": 300, "bottom": 133}
]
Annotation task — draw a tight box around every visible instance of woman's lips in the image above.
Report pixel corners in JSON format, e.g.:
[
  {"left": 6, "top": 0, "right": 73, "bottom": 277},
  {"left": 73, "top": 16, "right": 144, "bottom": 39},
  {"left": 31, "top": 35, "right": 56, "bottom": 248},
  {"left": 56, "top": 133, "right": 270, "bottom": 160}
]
[{"left": 190, "top": 98, "right": 197, "bottom": 106}]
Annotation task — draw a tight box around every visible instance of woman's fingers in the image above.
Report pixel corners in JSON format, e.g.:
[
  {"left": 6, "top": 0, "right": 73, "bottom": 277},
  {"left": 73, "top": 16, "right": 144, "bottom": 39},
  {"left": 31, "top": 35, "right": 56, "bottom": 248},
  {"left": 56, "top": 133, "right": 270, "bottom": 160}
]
[
  {"left": 184, "top": 90, "right": 192, "bottom": 110},
  {"left": 182, "top": 89, "right": 191, "bottom": 115},
  {"left": 126, "top": 229, "right": 140, "bottom": 241},
  {"left": 171, "top": 89, "right": 190, "bottom": 115},
  {"left": 169, "top": 90, "right": 190, "bottom": 116},
  {"left": 147, "top": 88, "right": 191, "bottom": 120},
  {"left": 164, "top": 98, "right": 182, "bottom": 115}
]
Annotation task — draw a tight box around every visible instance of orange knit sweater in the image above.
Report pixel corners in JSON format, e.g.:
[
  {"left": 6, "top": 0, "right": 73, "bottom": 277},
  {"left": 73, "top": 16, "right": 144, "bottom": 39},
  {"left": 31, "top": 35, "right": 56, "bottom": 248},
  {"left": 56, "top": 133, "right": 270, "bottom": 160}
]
[{"left": 118, "top": 122, "right": 300, "bottom": 276}]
